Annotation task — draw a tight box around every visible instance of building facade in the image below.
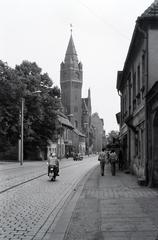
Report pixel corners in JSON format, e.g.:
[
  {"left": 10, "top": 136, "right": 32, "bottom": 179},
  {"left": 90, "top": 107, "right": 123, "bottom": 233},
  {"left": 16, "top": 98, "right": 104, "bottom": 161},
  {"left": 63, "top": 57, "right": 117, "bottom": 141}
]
[
  {"left": 147, "top": 82, "right": 158, "bottom": 186},
  {"left": 91, "top": 113, "right": 105, "bottom": 153},
  {"left": 116, "top": 0, "right": 158, "bottom": 185}
]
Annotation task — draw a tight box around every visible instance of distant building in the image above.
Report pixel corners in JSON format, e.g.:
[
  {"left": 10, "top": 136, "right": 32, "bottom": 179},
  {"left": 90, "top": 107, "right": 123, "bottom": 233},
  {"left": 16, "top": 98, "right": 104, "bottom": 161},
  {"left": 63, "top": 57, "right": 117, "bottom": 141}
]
[
  {"left": 60, "top": 33, "right": 91, "bottom": 155},
  {"left": 116, "top": 0, "right": 158, "bottom": 186},
  {"left": 91, "top": 113, "right": 105, "bottom": 153}
]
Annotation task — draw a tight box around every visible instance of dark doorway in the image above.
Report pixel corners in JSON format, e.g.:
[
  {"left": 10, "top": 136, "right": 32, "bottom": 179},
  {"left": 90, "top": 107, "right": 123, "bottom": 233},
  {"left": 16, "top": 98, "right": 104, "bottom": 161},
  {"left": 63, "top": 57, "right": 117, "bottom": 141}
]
[{"left": 153, "top": 110, "right": 158, "bottom": 186}]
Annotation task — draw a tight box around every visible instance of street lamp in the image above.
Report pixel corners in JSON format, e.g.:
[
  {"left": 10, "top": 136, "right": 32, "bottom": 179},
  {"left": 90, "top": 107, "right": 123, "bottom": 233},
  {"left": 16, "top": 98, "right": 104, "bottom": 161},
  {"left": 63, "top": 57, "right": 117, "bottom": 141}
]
[{"left": 19, "top": 90, "right": 41, "bottom": 165}]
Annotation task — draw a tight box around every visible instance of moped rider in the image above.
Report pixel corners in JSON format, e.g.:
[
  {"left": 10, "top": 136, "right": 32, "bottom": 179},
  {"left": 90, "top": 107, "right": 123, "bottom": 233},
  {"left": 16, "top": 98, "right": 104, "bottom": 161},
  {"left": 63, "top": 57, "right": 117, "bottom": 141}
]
[{"left": 48, "top": 152, "right": 59, "bottom": 176}]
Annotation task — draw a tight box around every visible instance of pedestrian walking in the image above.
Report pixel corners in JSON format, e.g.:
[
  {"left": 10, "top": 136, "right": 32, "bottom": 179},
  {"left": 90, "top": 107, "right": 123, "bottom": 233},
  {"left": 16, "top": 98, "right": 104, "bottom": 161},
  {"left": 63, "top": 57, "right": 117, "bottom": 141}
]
[
  {"left": 98, "top": 148, "right": 107, "bottom": 176},
  {"left": 109, "top": 149, "right": 118, "bottom": 176}
]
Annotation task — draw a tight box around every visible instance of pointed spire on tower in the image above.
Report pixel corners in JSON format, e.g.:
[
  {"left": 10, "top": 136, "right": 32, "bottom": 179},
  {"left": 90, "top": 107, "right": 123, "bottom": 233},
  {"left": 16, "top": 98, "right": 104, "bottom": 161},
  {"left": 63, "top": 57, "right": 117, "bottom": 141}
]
[
  {"left": 64, "top": 27, "right": 79, "bottom": 67},
  {"left": 65, "top": 35, "right": 77, "bottom": 58}
]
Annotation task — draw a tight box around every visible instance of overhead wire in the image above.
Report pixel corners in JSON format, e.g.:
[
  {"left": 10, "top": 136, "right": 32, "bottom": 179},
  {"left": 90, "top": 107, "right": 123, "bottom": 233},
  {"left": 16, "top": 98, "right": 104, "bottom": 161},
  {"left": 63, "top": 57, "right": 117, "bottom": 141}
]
[{"left": 76, "top": 0, "right": 130, "bottom": 41}]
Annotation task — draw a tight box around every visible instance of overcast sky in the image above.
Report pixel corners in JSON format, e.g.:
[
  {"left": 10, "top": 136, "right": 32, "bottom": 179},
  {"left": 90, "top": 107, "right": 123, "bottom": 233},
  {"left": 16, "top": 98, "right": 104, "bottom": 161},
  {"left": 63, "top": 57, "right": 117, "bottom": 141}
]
[{"left": 0, "top": 0, "right": 153, "bottom": 133}]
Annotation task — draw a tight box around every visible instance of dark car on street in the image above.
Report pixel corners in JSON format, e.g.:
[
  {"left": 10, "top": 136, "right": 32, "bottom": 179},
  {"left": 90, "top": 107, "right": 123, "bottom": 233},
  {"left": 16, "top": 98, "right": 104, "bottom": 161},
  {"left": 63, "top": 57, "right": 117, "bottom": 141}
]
[{"left": 73, "top": 153, "right": 83, "bottom": 161}]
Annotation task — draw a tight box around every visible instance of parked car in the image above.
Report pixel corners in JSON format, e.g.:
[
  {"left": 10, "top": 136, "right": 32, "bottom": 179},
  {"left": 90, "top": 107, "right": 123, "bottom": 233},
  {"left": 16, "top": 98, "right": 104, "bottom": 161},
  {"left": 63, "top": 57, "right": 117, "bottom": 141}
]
[{"left": 73, "top": 153, "right": 83, "bottom": 161}]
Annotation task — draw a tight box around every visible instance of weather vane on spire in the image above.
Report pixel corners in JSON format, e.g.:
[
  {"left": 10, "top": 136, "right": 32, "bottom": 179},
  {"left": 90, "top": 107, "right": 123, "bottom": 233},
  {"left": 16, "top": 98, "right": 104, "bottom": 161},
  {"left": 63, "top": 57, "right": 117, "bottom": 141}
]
[{"left": 70, "top": 24, "right": 73, "bottom": 34}]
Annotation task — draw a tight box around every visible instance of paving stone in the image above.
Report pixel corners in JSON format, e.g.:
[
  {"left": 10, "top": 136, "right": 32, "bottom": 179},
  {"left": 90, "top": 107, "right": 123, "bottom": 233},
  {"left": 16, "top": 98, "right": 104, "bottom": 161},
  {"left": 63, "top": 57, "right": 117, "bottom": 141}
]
[{"left": 62, "top": 165, "right": 158, "bottom": 240}]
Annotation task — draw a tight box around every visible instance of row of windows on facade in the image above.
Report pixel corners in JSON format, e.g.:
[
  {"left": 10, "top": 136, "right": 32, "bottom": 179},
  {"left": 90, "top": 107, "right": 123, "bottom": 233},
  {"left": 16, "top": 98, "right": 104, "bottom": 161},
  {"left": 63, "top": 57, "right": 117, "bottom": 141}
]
[
  {"left": 122, "top": 125, "right": 145, "bottom": 163},
  {"left": 121, "top": 53, "right": 146, "bottom": 122}
]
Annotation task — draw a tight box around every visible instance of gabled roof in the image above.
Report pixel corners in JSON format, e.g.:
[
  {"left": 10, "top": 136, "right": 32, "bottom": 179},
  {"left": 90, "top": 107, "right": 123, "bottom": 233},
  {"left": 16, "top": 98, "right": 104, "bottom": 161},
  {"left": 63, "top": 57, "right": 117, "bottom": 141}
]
[
  {"left": 57, "top": 111, "right": 74, "bottom": 129},
  {"left": 73, "top": 128, "right": 86, "bottom": 137},
  {"left": 118, "top": 1, "right": 158, "bottom": 89},
  {"left": 141, "top": 0, "right": 158, "bottom": 18},
  {"left": 57, "top": 115, "right": 74, "bottom": 129}
]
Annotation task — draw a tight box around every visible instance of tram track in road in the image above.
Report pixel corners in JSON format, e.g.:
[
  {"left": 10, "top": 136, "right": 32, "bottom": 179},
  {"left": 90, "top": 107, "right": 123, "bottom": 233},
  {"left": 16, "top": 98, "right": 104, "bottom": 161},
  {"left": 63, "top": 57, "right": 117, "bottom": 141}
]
[
  {"left": 0, "top": 160, "right": 91, "bottom": 195},
  {"left": 0, "top": 172, "right": 47, "bottom": 194},
  {"left": 0, "top": 158, "right": 97, "bottom": 240}
]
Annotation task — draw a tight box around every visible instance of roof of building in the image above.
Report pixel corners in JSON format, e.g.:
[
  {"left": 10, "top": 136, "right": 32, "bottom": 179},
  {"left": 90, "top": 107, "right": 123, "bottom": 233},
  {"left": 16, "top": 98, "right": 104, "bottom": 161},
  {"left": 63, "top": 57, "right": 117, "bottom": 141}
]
[
  {"left": 117, "top": 0, "right": 158, "bottom": 91},
  {"left": 141, "top": 0, "right": 158, "bottom": 18},
  {"left": 73, "top": 128, "right": 86, "bottom": 137},
  {"left": 57, "top": 114, "right": 74, "bottom": 129},
  {"left": 64, "top": 34, "right": 79, "bottom": 66}
]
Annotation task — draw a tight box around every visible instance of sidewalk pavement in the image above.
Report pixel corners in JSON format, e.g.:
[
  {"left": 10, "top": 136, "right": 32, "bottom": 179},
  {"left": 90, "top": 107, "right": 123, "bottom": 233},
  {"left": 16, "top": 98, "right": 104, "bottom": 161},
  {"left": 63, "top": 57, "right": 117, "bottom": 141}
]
[{"left": 48, "top": 164, "right": 158, "bottom": 240}]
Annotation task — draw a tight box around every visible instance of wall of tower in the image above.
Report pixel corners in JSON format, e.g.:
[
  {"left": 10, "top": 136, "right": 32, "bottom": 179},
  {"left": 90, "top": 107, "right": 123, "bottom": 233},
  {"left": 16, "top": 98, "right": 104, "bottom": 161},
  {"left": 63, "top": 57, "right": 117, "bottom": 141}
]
[
  {"left": 61, "top": 81, "right": 71, "bottom": 114},
  {"left": 71, "top": 81, "right": 82, "bottom": 130},
  {"left": 60, "top": 59, "right": 83, "bottom": 131}
]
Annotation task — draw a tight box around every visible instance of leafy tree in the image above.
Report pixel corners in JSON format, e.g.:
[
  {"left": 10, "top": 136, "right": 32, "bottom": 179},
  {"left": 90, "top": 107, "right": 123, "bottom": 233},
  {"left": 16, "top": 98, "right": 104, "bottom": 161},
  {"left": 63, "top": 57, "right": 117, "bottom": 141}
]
[
  {"left": 0, "top": 60, "right": 61, "bottom": 160},
  {"left": 0, "top": 60, "right": 22, "bottom": 155},
  {"left": 106, "top": 130, "right": 119, "bottom": 145},
  {"left": 15, "top": 61, "right": 61, "bottom": 159}
]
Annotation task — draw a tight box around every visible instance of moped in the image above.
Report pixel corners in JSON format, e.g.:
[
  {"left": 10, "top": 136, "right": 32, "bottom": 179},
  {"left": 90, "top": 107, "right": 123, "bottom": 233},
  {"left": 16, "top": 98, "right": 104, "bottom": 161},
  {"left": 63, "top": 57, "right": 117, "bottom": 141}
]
[{"left": 48, "top": 164, "right": 58, "bottom": 181}]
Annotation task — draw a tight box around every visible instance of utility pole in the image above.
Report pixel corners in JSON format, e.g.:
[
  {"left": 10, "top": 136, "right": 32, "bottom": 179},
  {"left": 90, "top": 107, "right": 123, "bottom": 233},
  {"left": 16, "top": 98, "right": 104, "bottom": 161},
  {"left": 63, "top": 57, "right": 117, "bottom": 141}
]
[
  {"left": 20, "top": 97, "right": 24, "bottom": 165},
  {"left": 19, "top": 91, "right": 41, "bottom": 165}
]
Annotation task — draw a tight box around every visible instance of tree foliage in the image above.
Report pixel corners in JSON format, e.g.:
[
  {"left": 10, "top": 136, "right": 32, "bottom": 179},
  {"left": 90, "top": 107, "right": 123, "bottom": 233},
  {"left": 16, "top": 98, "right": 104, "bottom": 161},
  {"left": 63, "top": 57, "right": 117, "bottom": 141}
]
[
  {"left": 0, "top": 60, "right": 61, "bottom": 159},
  {"left": 0, "top": 61, "right": 22, "bottom": 152},
  {"left": 106, "top": 130, "right": 119, "bottom": 145}
]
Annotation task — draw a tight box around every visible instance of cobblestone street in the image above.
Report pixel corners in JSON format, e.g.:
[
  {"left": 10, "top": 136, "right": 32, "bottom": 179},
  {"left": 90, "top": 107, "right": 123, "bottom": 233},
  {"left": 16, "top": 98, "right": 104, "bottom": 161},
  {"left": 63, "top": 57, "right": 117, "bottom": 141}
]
[{"left": 0, "top": 157, "right": 98, "bottom": 240}]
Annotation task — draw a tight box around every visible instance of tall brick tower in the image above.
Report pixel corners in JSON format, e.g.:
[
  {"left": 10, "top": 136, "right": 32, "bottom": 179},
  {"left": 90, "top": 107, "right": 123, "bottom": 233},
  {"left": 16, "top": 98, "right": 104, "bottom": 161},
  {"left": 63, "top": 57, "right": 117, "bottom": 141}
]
[{"left": 60, "top": 34, "right": 83, "bottom": 131}]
